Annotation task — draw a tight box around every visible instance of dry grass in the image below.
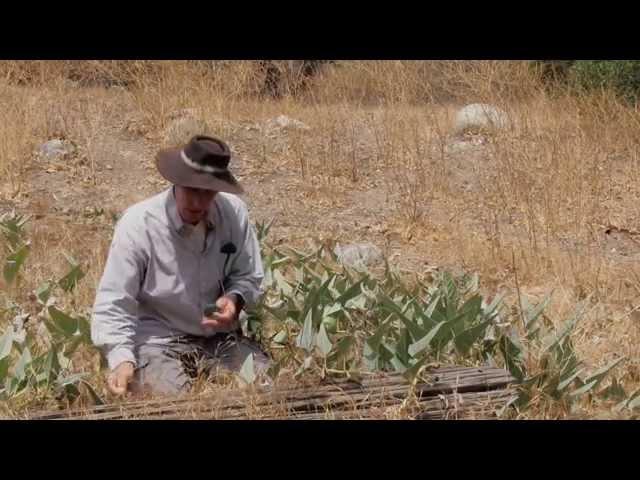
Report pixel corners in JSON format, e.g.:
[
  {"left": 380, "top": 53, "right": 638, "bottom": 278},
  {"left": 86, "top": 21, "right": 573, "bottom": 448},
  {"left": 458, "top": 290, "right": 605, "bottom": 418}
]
[{"left": 2, "top": 60, "right": 640, "bottom": 419}]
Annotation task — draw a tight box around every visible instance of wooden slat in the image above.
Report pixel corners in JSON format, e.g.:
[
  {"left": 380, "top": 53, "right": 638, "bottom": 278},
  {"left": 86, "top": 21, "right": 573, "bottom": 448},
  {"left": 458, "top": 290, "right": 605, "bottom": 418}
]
[{"left": 24, "top": 366, "right": 516, "bottom": 420}]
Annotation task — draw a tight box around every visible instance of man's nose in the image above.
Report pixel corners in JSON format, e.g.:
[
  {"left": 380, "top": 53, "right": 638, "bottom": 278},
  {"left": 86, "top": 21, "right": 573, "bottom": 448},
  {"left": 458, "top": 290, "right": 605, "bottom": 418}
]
[{"left": 191, "top": 193, "right": 210, "bottom": 209}]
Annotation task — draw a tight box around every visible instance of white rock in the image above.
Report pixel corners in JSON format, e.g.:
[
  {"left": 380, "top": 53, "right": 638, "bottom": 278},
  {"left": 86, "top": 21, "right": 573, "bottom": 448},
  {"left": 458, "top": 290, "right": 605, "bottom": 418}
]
[
  {"left": 334, "top": 243, "right": 384, "bottom": 270},
  {"left": 454, "top": 103, "right": 509, "bottom": 135},
  {"left": 265, "top": 115, "right": 310, "bottom": 131},
  {"left": 38, "top": 139, "right": 74, "bottom": 160}
]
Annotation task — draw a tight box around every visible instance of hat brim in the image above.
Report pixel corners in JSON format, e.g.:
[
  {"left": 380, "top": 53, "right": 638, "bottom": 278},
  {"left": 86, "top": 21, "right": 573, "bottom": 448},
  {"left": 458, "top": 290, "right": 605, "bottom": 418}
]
[{"left": 155, "top": 147, "right": 244, "bottom": 194}]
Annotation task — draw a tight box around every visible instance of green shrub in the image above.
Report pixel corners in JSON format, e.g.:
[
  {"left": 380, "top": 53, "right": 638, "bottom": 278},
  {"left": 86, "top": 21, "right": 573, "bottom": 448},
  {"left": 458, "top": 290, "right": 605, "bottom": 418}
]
[{"left": 569, "top": 61, "right": 640, "bottom": 102}]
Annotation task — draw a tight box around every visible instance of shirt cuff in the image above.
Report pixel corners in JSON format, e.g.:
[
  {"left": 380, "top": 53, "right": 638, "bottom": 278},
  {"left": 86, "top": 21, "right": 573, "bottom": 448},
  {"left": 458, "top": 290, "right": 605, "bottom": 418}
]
[
  {"left": 225, "top": 290, "right": 246, "bottom": 311},
  {"left": 107, "top": 346, "right": 137, "bottom": 371}
]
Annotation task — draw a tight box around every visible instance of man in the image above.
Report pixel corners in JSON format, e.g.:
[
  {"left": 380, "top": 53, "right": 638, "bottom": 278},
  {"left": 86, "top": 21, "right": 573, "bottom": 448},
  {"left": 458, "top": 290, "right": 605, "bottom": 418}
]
[{"left": 91, "top": 135, "right": 270, "bottom": 397}]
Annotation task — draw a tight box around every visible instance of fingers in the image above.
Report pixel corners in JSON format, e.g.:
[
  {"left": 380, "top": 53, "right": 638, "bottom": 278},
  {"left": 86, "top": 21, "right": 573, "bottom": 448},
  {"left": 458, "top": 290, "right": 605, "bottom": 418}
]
[
  {"left": 202, "top": 296, "right": 237, "bottom": 329},
  {"left": 215, "top": 296, "right": 233, "bottom": 313},
  {"left": 201, "top": 313, "right": 233, "bottom": 328},
  {"left": 107, "top": 373, "right": 128, "bottom": 396},
  {"left": 107, "top": 364, "right": 134, "bottom": 396}
]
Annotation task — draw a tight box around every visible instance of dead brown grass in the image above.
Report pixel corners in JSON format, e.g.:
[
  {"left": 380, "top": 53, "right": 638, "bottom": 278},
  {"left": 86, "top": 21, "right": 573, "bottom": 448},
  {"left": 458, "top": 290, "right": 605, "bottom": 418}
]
[{"left": 2, "top": 60, "right": 640, "bottom": 419}]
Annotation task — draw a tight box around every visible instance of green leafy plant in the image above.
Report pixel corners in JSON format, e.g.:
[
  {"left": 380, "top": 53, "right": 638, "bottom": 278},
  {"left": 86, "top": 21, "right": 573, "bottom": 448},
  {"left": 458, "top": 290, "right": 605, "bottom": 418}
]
[
  {"left": 251, "top": 220, "right": 628, "bottom": 417},
  {"left": 0, "top": 213, "right": 101, "bottom": 405}
]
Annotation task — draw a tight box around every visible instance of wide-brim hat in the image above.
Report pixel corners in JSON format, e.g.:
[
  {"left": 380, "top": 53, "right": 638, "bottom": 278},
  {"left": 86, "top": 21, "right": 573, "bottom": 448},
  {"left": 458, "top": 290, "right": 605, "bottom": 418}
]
[{"left": 155, "top": 135, "right": 243, "bottom": 194}]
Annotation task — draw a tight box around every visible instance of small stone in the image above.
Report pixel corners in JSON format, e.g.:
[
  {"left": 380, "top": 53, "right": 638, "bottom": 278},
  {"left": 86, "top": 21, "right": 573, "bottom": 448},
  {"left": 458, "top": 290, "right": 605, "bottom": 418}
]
[{"left": 334, "top": 243, "right": 384, "bottom": 270}]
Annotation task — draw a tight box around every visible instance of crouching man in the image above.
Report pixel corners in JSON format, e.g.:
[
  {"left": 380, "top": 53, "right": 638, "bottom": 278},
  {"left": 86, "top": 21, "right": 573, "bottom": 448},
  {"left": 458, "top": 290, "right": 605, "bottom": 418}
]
[{"left": 91, "top": 135, "right": 270, "bottom": 397}]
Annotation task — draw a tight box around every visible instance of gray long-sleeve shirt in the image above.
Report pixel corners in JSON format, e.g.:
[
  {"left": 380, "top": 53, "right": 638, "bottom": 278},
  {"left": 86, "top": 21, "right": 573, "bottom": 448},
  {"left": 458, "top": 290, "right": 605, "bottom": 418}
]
[{"left": 91, "top": 187, "right": 264, "bottom": 370}]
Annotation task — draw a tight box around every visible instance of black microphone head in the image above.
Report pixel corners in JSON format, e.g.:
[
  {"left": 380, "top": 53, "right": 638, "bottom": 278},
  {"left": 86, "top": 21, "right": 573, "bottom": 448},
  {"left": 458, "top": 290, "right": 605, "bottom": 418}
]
[{"left": 221, "top": 242, "right": 237, "bottom": 255}]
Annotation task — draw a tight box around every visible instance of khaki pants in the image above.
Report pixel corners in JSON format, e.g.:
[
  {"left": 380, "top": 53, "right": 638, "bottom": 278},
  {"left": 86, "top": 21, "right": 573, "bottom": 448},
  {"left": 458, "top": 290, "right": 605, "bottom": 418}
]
[{"left": 131, "top": 332, "right": 271, "bottom": 396}]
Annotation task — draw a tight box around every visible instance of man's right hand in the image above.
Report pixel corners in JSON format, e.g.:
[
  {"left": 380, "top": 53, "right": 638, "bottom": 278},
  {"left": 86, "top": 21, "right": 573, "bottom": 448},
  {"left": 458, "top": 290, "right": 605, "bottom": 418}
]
[{"left": 107, "top": 361, "right": 135, "bottom": 396}]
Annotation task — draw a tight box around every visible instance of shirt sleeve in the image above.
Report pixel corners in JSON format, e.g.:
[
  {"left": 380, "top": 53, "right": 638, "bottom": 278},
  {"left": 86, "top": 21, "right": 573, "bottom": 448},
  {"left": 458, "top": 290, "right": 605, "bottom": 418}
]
[
  {"left": 223, "top": 202, "right": 265, "bottom": 310},
  {"left": 91, "top": 212, "right": 147, "bottom": 370}
]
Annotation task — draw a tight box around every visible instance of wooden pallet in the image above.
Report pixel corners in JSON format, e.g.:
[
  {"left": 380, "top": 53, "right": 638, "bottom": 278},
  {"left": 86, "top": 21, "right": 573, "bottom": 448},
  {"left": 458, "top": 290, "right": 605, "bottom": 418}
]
[{"left": 25, "top": 366, "right": 517, "bottom": 420}]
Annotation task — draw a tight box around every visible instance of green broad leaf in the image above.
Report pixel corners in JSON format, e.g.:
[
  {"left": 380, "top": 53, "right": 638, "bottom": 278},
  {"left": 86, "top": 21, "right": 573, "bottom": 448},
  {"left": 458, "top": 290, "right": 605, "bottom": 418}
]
[
  {"left": 13, "top": 346, "right": 32, "bottom": 382},
  {"left": 0, "top": 212, "right": 29, "bottom": 249},
  {"left": 584, "top": 357, "right": 625, "bottom": 389},
  {"left": 557, "top": 368, "right": 586, "bottom": 392},
  {"left": 47, "top": 306, "right": 79, "bottom": 338},
  {"left": 315, "top": 323, "right": 333, "bottom": 357},
  {"left": 56, "top": 372, "right": 88, "bottom": 387},
  {"left": 35, "top": 281, "right": 54, "bottom": 304},
  {"left": 379, "top": 292, "right": 426, "bottom": 341},
  {"left": 336, "top": 277, "right": 368, "bottom": 306},
  {"left": 57, "top": 254, "right": 85, "bottom": 293},
  {"left": 76, "top": 316, "right": 91, "bottom": 342},
  {"left": 396, "top": 327, "right": 412, "bottom": 365},
  {"left": 465, "top": 273, "right": 479, "bottom": 294},
  {"left": 302, "top": 274, "right": 334, "bottom": 329},
  {"left": 272, "top": 330, "right": 288, "bottom": 345},
  {"left": 390, "top": 354, "right": 408, "bottom": 373},
  {"left": 322, "top": 314, "right": 338, "bottom": 335},
  {"left": 496, "top": 394, "right": 519, "bottom": 417},
  {"left": 423, "top": 294, "right": 441, "bottom": 321},
  {"left": 294, "top": 356, "right": 315, "bottom": 378},
  {"left": 499, "top": 333, "right": 526, "bottom": 382},
  {"left": 33, "top": 347, "right": 58, "bottom": 386},
  {"left": 64, "top": 335, "right": 86, "bottom": 357},
  {"left": 328, "top": 335, "right": 355, "bottom": 364},
  {"left": 263, "top": 266, "right": 274, "bottom": 289},
  {"left": 267, "top": 357, "right": 285, "bottom": 380},
  {"left": 81, "top": 380, "right": 105, "bottom": 406},
  {"left": 615, "top": 387, "right": 640, "bottom": 412},
  {"left": 6, "top": 377, "right": 25, "bottom": 397},
  {"left": 454, "top": 318, "right": 492, "bottom": 355},
  {"left": 628, "top": 390, "right": 640, "bottom": 410},
  {"left": 455, "top": 295, "right": 483, "bottom": 329},
  {"left": 483, "top": 291, "right": 506, "bottom": 318},
  {"left": 379, "top": 342, "right": 397, "bottom": 364},
  {"left": 270, "top": 256, "right": 291, "bottom": 268},
  {"left": 402, "top": 357, "right": 428, "bottom": 383},
  {"left": 0, "top": 329, "right": 14, "bottom": 360},
  {"left": 408, "top": 321, "right": 445, "bottom": 357},
  {"left": 570, "top": 379, "right": 598, "bottom": 397},
  {"left": 273, "top": 269, "right": 293, "bottom": 296},
  {"left": 295, "top": 309, "right": 315, "bottom": 353},
  {"left": 599, "top": 376, "right": 627, "bottom": 402},
  {"left": 3, "top": 243, "right": 30, "bottom": 285},
  {"left": 0, "top": 357, "right": 9, "bottom": 383},
  {"left": 238, "top": 353, "right": 256, "bottom": 385},
  {"left": 524, "top": 291, "right": 553, "bottom": 329},
  {"left": 363, "top": 343, "right": 379, "bottom": 370},
  {"left": 542, "top": 299, "right": 588, "bottom": 353},
  {"left": 345, "top": 294, "right": 367, "bottom": 311},
  {"left": 365, "top": 317, "right": 392, "bottom": 354}
]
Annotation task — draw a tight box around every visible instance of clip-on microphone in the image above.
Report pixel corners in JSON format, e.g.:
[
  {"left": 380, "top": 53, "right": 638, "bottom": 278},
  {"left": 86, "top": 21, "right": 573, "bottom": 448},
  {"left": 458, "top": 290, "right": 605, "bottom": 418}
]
[{"left": 204, "top": 242, "right": 237, "bottom": 317}]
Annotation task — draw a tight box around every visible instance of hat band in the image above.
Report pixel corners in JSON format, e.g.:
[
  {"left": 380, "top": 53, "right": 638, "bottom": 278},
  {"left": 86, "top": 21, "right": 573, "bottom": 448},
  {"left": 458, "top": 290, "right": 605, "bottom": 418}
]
[{"left": 181, "top": 150, "right": 227, "bottom": 174}]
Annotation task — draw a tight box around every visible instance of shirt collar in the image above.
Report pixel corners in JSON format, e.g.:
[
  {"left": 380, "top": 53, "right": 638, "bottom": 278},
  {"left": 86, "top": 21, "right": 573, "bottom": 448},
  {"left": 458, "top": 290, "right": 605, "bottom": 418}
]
[{"left": 166, "top": 187, "right": 216, "bottom": 236}]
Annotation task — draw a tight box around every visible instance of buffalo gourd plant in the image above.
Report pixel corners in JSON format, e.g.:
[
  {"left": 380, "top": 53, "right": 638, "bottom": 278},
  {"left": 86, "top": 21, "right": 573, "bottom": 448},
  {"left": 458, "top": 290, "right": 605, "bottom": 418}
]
[
  {"left": 0, "top": 211, "right": 101, "bottom": 405},
  {"left": 245, "top": 220, "right": 631, "bottom": 416}
]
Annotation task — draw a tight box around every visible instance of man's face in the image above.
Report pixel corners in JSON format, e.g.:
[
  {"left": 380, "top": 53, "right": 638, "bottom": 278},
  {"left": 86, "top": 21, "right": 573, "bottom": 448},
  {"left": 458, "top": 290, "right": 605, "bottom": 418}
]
[{"left": 174, "top": 185, "right": 217, "bottom": 225}]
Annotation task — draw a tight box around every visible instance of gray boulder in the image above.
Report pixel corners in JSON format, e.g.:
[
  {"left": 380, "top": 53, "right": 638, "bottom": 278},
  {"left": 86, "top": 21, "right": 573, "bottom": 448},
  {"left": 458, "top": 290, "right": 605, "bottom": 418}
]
[
  {"left": 454, "top": 103, "right": 509, "bottom": 135},
  {"left": 334, "top": 243, "right": 384, "bottom": 270},
  {"left": 39, "top": 139, "right": 75, "bottom": 160}
]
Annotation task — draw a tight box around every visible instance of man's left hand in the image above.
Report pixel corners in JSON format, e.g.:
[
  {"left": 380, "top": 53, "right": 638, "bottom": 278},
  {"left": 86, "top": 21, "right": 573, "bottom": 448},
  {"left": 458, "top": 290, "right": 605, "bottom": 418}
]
[{"left": 201, "top": 295, "right": 239, "bottom": 329}]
